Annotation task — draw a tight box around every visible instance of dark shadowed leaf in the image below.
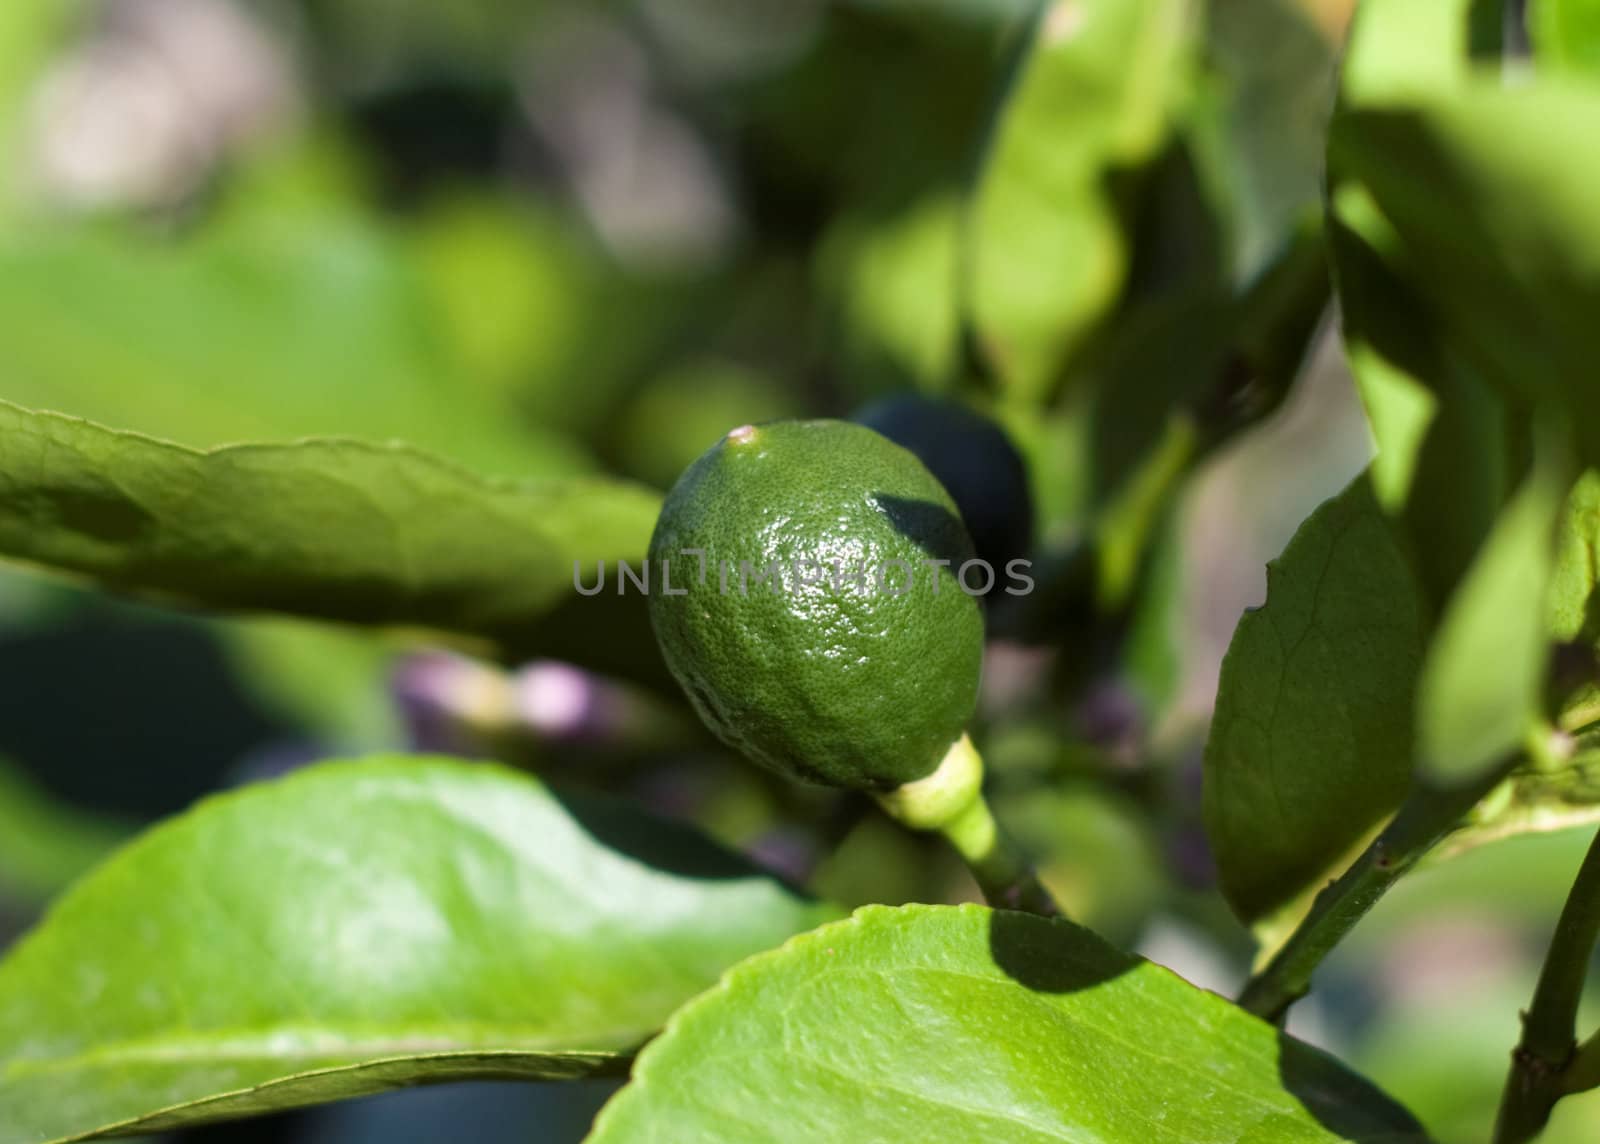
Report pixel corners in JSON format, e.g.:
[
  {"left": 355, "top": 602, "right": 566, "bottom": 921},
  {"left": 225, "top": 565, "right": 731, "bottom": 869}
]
[{"left": 1204, "top": 476, "right": 1424, "bottom": 930}]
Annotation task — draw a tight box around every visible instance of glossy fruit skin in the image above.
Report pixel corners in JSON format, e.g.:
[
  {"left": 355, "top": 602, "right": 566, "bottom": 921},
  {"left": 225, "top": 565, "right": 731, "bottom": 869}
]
[
  {"left": 852, "top": 395, "right": 1034, "bottom": 581},
  {"left": 647, "top": 420, "right": 984, "bottom": 790}
]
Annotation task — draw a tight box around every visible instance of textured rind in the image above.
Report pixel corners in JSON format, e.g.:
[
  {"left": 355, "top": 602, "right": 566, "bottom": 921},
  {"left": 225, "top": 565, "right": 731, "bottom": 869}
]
[{"left": 646, "top": 420, "right": 984, "bottom": 789}]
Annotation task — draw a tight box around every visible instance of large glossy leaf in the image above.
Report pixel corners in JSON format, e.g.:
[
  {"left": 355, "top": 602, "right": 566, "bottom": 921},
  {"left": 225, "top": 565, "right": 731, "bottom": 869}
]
[
  {"left": 589, "top": 904, "right": 1429, "bottom": 1143},
  {"left": 0, "top": 402, "right": 662, "bottom": 670},
  {"left": 967, "top": 0, "right": 1189, "bottom": 401},
  {"left": 1204, "top": 476, "right": 1424, "bottom": 930},
  {"left": 0, "top": 756, "right": 836, "bottom": 1142}
]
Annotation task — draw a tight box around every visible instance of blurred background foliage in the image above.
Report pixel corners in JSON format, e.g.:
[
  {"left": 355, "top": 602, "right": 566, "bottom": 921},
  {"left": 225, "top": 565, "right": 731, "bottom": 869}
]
[{"left": 0, "top": 1, "right": 1592, "bottom": 1142}]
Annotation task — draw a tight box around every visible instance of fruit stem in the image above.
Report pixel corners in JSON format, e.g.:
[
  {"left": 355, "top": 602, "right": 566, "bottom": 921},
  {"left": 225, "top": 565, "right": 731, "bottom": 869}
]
[
  {"left": 876, "top": 734, "right": 1059, "bottom": 918},
  {"left": 941, "top": 795, "right": 1060, "bottom": 918}
]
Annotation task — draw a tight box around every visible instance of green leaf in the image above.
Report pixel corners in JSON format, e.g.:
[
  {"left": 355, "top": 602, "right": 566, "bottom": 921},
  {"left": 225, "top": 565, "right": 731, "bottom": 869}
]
[
  {"left": 217, "top": 618, "right": 400, "bottom": 747},
  {"left": 1550, "top": 471, "right": 1600, "bottom": 647},
  {"left": 1204, "top": 476, "right": 1425, "bottom": 929},
  {"left": 967, "top": 0, "right": 1190, "bottom": 401},
  {"left": 820, "top": 193, "right": 963, "bottom": 389},
  {"left": 0, "top": 402, "right": 663, "bottom": 671},
  {"left": 1338, "top": 0, "right": 1477, "bottom": 101},
  {"left": 406, "top": 193, "right": 675, "bottom": 439},
  {"left": 1328, "top": 83, "right": 1600, "bottom": 464},
  {"left": 0, "top": 220, "right": 590, "bottom": 480},
  {"left": 1204, "top": 0, "right": 1338, "bottom": 277},
  {"left": 0, "top": 756, "right": 836, "bottom": 1143},
  {"left": 1328, "top": 0, "right": 1516, "bottom": 586},
  {"left": 1328, "top": 182, "right": 1513, "bottom": 606},
  {"left": 1413, "top": 474, "right": 1600, "bottom": 850},
  {"left": 589, "top": 904, "right": 1429, "bottom": 1143},
  {"left": 1532, "top": 0, "right": 1600, "bottom": 75},
  {"left": 1416, "top": 432, "right": 1575, "bottom": 783}
]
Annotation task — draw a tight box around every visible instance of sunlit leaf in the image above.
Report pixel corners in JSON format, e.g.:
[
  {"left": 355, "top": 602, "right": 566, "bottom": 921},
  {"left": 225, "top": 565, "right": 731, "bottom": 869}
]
[
  {"left": 590, "top": 904, "right": 1428, "bottom": 1143},
  {"left": 0, "top": 757, "right": 836, "bottom": 1142}
]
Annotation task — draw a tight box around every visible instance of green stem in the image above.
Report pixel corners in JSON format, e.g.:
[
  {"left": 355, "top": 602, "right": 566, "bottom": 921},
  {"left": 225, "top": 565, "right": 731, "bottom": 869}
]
[
  {"left": 1493, "top": 826, "right": 1600, "bottom": 1144},
  {"left": 877, "top": 733, "right": 1060, "bottom": 918},
  {"left": 941, "top": 794, "right": 1059, "bottom": 917},
  {"left": 1239, "top": 766, "right": 1511, "bottom": 1023}
]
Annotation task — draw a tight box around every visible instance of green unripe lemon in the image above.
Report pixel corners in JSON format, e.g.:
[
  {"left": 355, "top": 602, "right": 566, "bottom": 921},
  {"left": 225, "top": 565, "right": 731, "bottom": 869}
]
[{"left": 647, "top": 419, "right": 984, "bottom": 790}]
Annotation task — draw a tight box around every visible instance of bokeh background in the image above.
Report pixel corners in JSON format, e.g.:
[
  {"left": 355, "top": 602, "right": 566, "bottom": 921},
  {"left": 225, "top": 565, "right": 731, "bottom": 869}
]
[{"left": 0, "top": 1, "right": 1592, "bottom": 1142}]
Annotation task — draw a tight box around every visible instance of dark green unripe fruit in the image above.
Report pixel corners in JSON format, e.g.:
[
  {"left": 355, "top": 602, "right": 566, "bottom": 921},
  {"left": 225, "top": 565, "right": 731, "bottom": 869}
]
[
  {"left": 647, "top": 419, "right": 984, "bottom": 790},
  {"left": 852, "top": 395, "right": 1034, "bottom": 584}
]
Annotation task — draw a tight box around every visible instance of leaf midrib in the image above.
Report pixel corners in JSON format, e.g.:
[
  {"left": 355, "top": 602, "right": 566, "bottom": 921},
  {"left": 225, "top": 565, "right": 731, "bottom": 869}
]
[{"left": 1, "top": 1021, "right": 648, "bottom": 1078}]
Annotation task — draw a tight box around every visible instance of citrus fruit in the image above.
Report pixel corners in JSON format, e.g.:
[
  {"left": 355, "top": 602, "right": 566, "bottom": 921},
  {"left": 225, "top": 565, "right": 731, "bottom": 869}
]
[
  {"left": 647, "top": 419, "right": 984, "bottom": 790},
  {"left": 852, "top": 394, "right": 1034, "bottom": 581}
]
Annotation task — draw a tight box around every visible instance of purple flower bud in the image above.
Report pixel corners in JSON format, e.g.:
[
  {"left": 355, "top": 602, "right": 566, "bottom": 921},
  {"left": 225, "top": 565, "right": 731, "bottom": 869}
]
[{"left": 390, "top": 651, "right": 508, "bottom": 755}]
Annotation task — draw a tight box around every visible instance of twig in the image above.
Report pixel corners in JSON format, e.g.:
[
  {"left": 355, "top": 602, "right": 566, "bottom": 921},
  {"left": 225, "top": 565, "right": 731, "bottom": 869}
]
[
  {"left": 1239, "top": 765, "right": 1513, "bottom": 1023},
  {"left": 1493, "top": 826, "right": 1600, "bottom": 1143}
]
